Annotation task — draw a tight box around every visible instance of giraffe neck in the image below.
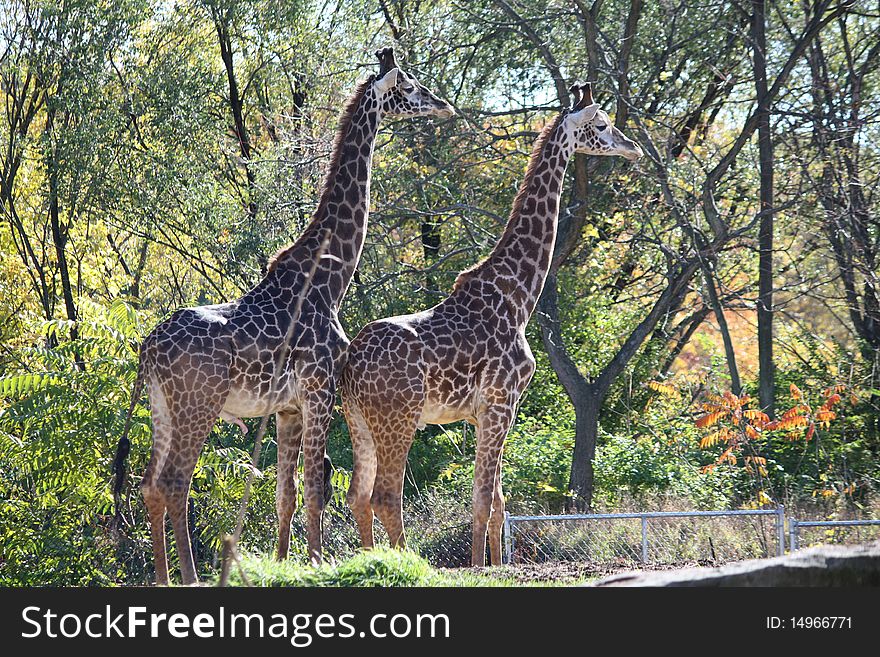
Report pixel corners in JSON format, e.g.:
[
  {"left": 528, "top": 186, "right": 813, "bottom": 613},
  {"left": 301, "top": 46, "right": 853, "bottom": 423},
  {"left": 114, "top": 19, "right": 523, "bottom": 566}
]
[
  {"left": 457, "top": 116, "right": 574, "bottom": 324},
  {"left": 267, "top": 80, "right": 382, "bottom": 309}
]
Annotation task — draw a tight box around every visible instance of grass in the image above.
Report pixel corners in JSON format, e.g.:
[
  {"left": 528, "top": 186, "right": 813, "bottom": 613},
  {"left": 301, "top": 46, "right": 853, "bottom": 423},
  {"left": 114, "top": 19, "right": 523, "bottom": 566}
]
[{"left": 219, "top": 547, "right": 579, "bottom": 587}]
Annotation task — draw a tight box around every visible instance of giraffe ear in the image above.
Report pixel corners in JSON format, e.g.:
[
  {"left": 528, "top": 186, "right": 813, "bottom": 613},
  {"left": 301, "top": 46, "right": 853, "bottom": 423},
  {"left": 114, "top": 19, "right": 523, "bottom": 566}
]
[
  {"left": 374, "top": 67, "right": 400, "bottom": 93},
  {"left": 570, "top": 103, "right": 600, "bottom": 125}
]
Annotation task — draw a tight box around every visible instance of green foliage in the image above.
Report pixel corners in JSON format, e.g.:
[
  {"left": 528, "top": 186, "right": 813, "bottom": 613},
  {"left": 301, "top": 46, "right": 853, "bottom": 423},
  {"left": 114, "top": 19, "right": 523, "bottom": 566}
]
[{"left": 0, "top": 299, "right": 143, "bottom": 585}]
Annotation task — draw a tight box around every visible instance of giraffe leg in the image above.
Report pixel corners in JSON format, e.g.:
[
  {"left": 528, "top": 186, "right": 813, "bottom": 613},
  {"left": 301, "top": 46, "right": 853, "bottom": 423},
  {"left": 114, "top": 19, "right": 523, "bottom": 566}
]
[
  {"left": 343, "top": 398, "right": 377, "bottom": 549},
  {"left": 162, "top": 400, "right": 226, "bottom": 585},
  {"left": 370, "top": 424, "right": 416, "bottom": 549},
  {"left": 488, "top": 461, "right": 505, "bottom": 566},
  {"left": 301, "top": 385, "right": 334, "bottom": 564},
  {"left": 141, "top": 377, "right": 174, "bottom": 585},
  {"left": 472, "top": 404, "right": 514, "bottom": 567},
  {"left": 162, "top": 455, "right": 201, "bottom": 585},
  {"left": 276, "top": 409, "right": 303, "bottom": 560},
  {"left": 142, "top": 481, "right": 169, "bottom": 586}
]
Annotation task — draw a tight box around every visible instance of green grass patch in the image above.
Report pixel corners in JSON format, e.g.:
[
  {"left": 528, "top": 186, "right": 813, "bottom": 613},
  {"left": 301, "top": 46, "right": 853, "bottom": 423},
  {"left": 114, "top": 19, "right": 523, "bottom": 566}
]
[{"left": 219, "top": 548, "right": 572, "bottom": 587}]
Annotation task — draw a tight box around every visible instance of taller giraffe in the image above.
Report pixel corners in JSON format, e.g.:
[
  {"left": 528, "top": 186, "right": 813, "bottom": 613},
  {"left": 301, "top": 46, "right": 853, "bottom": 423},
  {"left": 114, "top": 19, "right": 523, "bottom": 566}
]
[
  {"left": 341, "top": 83, "right": 642, "bottom": 566},
  {"left": 112, "top": 48, "right": 455, "bottom": 585}
]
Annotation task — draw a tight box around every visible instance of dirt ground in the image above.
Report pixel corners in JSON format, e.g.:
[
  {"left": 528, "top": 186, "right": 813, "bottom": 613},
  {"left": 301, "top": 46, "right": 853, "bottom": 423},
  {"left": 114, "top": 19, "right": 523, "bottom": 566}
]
[{"left": 452, "top": 560, "right": 718, "bottom": 584}]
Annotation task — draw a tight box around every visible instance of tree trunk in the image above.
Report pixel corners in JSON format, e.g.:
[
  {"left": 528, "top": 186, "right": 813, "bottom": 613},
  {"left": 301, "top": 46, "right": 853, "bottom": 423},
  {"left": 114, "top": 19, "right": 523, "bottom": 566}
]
[
  {"left": 45, "top": 102, "right": 81, "bottom": 367},
  {"left": 420, "top": 217, "right": 441, "bottom": 294},
  {"left": 702, "top": 263, "right": 741, "bottom": 393},
  {"left": 213, "top": 10, "right": 257, "bottom": 222},
  {"left": 537, "top": 272, "right": 602, "bottom": 511},
  {"left": 568, "top": 387, "right": 601, "bottom": 511},
  {"left": 753, "top": 0, "right": 775, "bottom": 415}
]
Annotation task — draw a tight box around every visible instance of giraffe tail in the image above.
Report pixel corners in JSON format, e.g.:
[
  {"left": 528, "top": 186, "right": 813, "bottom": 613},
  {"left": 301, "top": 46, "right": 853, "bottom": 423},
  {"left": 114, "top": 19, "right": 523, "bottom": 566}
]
[{"left": 112, "top": 347, "right": 147, "bottom": 531}]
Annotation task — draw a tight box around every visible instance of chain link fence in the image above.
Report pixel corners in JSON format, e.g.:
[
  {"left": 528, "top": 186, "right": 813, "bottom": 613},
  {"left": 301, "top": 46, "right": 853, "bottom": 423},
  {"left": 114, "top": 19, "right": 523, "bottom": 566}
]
[
  {"left": 504, "top": 508, "right": 785, "bottom": 566},
  {"left": 278, "top": 496, "right": 878, "bottom": 570},
  {"left": 789, "top": 519, "right": 880, "bottom": 552},
  {"left": 282, "top": 488, "right": 476, "bottom": 567}
]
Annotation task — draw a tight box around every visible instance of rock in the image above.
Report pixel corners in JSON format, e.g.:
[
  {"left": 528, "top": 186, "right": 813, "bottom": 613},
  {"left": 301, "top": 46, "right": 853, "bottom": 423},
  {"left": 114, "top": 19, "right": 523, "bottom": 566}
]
[{"left": 592, "top": 541, "right": 880, "bottom": 587}]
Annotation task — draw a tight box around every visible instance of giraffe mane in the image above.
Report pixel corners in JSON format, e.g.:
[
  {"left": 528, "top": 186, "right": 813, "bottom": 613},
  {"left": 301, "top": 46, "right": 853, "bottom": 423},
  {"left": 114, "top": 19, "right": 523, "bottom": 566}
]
[
  {"left": 452, "top": 112, "right": 566, "bottom": 291},
  {"left": 267, "top": 76, "right": 375, "bottom": 273}
]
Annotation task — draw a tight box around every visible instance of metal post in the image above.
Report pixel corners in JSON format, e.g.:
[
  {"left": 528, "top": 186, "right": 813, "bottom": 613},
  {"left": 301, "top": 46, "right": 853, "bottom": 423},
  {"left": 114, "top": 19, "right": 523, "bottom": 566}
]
[
  {"left": 789, "top": 518, "right": 798, "bottom": 552},
  {"left": 776, "top": 505, "right": 785, "bottom": 556},
  {"left": 641, "top": 515, "right": 648, "bottom": 563},
  {"left": 503, "top": 511, "right": 513, "bottom": 565}
]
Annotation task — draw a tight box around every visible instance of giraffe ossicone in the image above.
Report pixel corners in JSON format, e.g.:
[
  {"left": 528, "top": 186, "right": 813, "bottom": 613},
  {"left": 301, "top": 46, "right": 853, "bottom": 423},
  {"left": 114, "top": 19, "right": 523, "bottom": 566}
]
[
  {"left": 341, "top": 80, "right": 642, "bottom": 567},
  {"left": 112, "top": 48, "right": 455, "bottom": 585}
]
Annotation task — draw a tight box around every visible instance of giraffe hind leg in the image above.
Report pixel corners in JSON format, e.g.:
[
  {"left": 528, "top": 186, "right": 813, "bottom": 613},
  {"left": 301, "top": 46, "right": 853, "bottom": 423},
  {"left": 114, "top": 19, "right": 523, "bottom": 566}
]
[
  {"left": 141, "top": 377, "right": 174, "bottom": 585},
  {"left": 368, "top": 411, "right": 419, "bottom": 550},
  {"left": 143, "top": 362, "right": 229, "bottom": 585},
  {"left": 343, "top": 397, "right": 377, "bottom": 549},
  {"left": 160, "top": 402, "right": 225, "bottom": 585}
]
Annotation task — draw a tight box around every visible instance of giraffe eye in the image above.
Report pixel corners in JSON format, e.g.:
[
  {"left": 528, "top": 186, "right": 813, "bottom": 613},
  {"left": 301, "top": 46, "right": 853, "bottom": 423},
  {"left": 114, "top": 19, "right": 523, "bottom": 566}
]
[{"left": 596, "top": 123, "right": 607, "bottom": 130}]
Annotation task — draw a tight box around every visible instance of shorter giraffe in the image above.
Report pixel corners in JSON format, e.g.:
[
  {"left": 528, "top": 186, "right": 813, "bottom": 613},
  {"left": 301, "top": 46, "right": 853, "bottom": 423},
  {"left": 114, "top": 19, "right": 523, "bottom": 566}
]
[{"left": 341, "top": 83, "right": 642, "bottom": 566}]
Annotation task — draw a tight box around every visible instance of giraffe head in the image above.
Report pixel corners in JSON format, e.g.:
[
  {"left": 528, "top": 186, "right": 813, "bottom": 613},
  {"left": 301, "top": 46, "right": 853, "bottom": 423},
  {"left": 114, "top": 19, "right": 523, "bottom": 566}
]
[
  {"left": 564, "top": 83, "right": 643, "bottom": 161},
  {"left": 372, "top": 47, "right": 455, "bottom": 120}
]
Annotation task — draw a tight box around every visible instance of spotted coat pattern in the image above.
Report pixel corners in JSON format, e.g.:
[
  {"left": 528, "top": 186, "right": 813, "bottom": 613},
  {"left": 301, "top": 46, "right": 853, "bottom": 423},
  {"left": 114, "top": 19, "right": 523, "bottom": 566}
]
[
  {"left": 341, "top": 84, "right": 643, "bottom": 566},
  {"left": 122, "top": 50, "right": 454, "bottom": 585}
]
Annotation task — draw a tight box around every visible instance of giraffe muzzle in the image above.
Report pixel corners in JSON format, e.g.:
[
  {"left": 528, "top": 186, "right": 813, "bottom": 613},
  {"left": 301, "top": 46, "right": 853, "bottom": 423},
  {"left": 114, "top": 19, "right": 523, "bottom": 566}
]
[
  {"left": 436, "top": 105, "right": 456, "bottom": 119},
  {"left": 623, "top": 142, "right": 644, "bottom": 161}
]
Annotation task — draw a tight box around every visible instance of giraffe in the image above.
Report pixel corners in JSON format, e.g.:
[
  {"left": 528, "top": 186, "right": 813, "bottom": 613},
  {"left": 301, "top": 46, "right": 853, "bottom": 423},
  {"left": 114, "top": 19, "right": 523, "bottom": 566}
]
[
  {"left": 340, "top": 83, "right": 642, "bottom": 566},
  {"left": 111, "top": 48, "right": 455, "bottom": 585}
]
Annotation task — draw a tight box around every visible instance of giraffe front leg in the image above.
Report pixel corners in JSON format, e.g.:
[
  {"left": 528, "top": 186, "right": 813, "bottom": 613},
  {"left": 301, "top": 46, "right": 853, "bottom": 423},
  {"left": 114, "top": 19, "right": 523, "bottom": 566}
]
[
  {"left": 301, "top": 386, "right": 334, "bottom": 564},
  {"left": 473, "top": 403, "right": 514, "bottom": 567},
  {"left": 488, "top": 461, "right": 505, "bottom": 566},
  {"left": 276, "top": 409, "right": 303, "bottom": 561}
]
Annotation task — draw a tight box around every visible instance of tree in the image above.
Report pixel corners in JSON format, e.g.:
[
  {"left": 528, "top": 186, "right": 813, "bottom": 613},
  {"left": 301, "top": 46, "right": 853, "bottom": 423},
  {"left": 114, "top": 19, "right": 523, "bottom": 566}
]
[{"left": 752, "top": 0, "right": 775, "bottom": 416}]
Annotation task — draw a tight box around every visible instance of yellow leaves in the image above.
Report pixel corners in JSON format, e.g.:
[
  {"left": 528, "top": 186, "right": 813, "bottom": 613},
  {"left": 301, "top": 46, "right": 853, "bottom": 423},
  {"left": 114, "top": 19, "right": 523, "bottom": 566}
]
[
  {"left": 782, "top": 404, "right": 811, "bottom": 419},
  {"left": 725, "top": 391, "right": 751, "bottom": 408},
  {"left": 820, "top": 393, "right": 841, "bottom": 412},
  {"left": 743, "top": 409, "right": 770, "bottom": 425},
  {"left": 719, "top": 447, "right": 736, "bottom": 466},
  {"left": 699, "top": 428, "right": 730, "bottom": 449},
  {"left": 823, "top": 384, "right": 845, "bottom": 397},
  {"left": 756, "top": 490, "right": 773, "bottom": 506},
  {"left": 696, "top": 410, "right": 726, "bottom": 429},
  {"left": 766, "top": 414, "right": 808, "bottom": 432},
  {"left": 582, "top": 224, "right": 600, "bottom": 240},
  {"left": 814, "top": 409, "right": 836, "bottom": 429},
  {"left": 695, "top": 382, "right": 853, "bottom": 481},
  {"left": 646, "top": 380, "right": 677, "bottom": 397},
  {"left": 745, "top": 456, "right": 768, "bottom": 477},
  {"left": 439, "top": 463, "right": 462, "bottom": 480}
]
